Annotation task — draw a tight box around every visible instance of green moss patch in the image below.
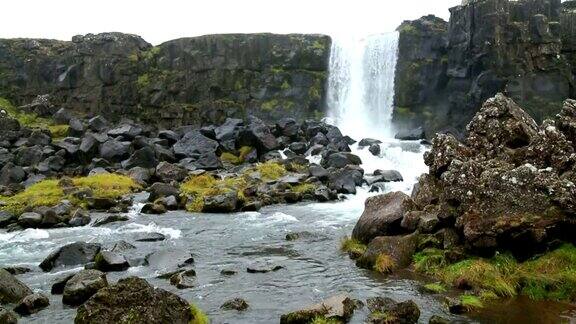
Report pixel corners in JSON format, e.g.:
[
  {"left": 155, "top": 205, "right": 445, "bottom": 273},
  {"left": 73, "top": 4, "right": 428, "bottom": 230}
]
[
  {"left": 189, "top": 304, "right": 209, "bottom": 324},
  {"left": 0, "top": 174, "right": 140, "bottom": 214},
  {"left": 412, "top": 244, "right": 576, "bottom": 302},
  {"left": 340, "top": 237, "right": 367, "bottom": 259},
  {"left": 423, "top": 282, "right": 446, "bottom": 294},
  {"left": 0, "top": 97, "right": 69, "bottom": 137}
]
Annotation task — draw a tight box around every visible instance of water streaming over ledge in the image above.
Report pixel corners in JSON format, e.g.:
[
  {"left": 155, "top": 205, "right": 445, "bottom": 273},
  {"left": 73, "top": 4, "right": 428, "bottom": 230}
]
[{"left": 327, "top": 32, "right": 399, "bottom": 139}]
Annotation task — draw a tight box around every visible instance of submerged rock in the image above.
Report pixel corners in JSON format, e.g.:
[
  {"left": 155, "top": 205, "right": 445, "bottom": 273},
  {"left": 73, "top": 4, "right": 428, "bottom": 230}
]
[
  {"left": 280, "top": 294, "right": 357, "bottom": 324},
  {"left": 75, "top": 277, "right": 192, "bottom": 324},
  {"left": 221, "top": 298, "right": 249, "bottom": 311},
  {"left": 0, "top": 306, "right": 17, "bottom": 324},
  {"left": 366, "top": 297, "right": 420, "bottom": 324}
]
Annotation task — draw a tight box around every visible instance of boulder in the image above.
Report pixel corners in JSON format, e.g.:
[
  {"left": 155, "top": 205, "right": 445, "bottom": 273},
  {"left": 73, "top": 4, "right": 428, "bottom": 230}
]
[
  {"left": 51, "top": 274, "right": 76, "bottom": 295},
  {"left": 14, "top": 293, "right": 50, "bottom": 315},
  {"left": 68, "top": 209, "right": 91, "bottom": 227},
  {"left": 238, "top": 116, "right": 279, "bottom": 153},
  {"left": 107, "top": 124, "right": 143, "bottom": 139},
  {"left": 368, "top": 144, "right": 381, "bottom": 156},
  {"left": 99, "top": 139, "right": 131, "bottom": 162},
  {"left": 276, "top": 118, "right": 299, "bottom": 137},
  {"left": 0, "top": 307, "right": 17, "bottom": 324},
  {"left": 0, "top": 268, "right": 32, "bottom": 304},
  {"left": 63, "top": 269, "right": 108, "bottom": 306},
  {"left": 75, "top": 277, "right": 192, "bottom": 324},
  {"left": 54, "top": 107, "right": 73, "bottom": 124},
  {"left": 373, "top": 169, "right": 404, "bottom": 182},
  {"left": 155, "top": 162, "right": 188, "bottom": 183},
  {"left": 193, "top": 152, "right": 223, "bottom": 170},
  {"left": 93, "top": 215, "right": 129, "bottom": 227},
  {"left": 88, "top": 116, "right": 109, "bottom": 132},
  {"left": 280, "top": 294, "right": 357, "bottom": 324},
  {"left": 148, "top": 182, "right": 179, "bottom": 202},
  {"left": 39, "top": 242, "right": 102, "bottom": 272},
  {"left": 352, "top": 192, "right": 415, "bottom": 243},
  {"left": 18, "top": 212, "right": 43, "bottom": 228},
  {"left": 173, "top": 131, "right": 219, "bottom": 158},
  {"left": 122, "top": 146, "right": 158, "bottom": 169},
  {"left": 0, "top": 163, "right": 25, "bottom": 186},
  {"left": 215, "top": 118, "right": 243, "bottom": 141},
  {"left": 141, "top": 203, "right": 168, "bottom": 214},
  {"left": 322, "top": 152, "right": 362, "bottom": 169},
  {"left": 366, "top": 297, "right": 420, "bottom": 324},
  {"left": 203, "top": 191, "right": 238, "bottom": 213},
  {"left": 136, "top": 232, "right": 166, "bottom": 242},
  {"left": 327, "top": 167, "right": 363, "bottom": 194},
  {"left": 169, "top": 269, "right": 196, "bottom": 289},
  {"left": 94, "top": 251, "right": 130, "bottom": 272},
  {"left": 221, "top": 298, "right": 249, "bottom": 311},
  {"left": 395, "top": 127, "right": 425, "bottom": 140},
  {"left": 356, "top": 234, "right": 419, "bottom": 272}
]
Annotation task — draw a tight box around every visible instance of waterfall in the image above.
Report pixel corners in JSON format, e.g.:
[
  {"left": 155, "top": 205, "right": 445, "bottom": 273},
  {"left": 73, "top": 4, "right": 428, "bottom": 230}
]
[{"left": 326, "top": 32, "right": 399, "bottom": 140}]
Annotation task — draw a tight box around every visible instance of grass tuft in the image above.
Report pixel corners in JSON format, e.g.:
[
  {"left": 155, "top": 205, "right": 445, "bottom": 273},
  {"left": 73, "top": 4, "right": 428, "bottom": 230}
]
[
  {"left": 459, "top": 294, "right": 484, "bottom": 311},
  {"left": 291, "top": 183, "right": 316, "bottom": 195},
  {"left": 423, "top": 282, "right": 446, "bottom": 294},
  {"left": 374, "top": 253, "right": 396, "bottom": 274},
  {"left": 180, "top": 174, "right": 246, "bottom": 212},
  {"left": 255, "top": 162, "right": 286, "bottom": 181},
  {"left": 340, "top": 236, "right": 367, "bottom": 259},
  {"left": 189, "top": 304, "right": 209, "bottom": 324}
]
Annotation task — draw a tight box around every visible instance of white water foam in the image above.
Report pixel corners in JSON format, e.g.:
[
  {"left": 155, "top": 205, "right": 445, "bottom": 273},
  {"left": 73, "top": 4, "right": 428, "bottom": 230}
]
[{"left": 116, "top": 222, "right": 182, "bottom": 239}]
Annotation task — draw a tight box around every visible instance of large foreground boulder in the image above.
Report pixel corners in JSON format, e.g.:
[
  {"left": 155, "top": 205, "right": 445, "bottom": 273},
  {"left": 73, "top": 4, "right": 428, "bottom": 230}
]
[
  {"left": 409, "top": 94, "right": 576, "bottom": 257},
  {"left": 75, "top": 277, "right": 192, "bottom": 324},
  {"left": 352, "top": 192, "right": 415, "bottom": 244},
  {"left": 0, "top": 268, "right": 32, "bottom": 304}
]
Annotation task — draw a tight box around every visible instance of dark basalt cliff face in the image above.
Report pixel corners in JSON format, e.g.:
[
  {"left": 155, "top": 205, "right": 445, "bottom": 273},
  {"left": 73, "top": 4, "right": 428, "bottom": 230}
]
[
  {"left": 0, "top": 33, "right": 331, "bottom": 127},
  {"left": 394, "top": 0, "right": 576, "bottom": 138}
]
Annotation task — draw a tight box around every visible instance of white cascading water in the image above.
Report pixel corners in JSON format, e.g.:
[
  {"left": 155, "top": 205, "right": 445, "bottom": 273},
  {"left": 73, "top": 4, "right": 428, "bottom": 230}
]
[{"left": 323, "top": 32, "right": 428, "bottom": 197}]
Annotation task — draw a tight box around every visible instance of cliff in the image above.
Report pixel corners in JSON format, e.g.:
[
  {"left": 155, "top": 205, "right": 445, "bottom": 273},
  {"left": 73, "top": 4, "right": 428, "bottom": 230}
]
[
  {"left": 0, "top": 33, "right": 331, "bottom": 127},
  {"left": 394, "top": 0, "right": 576, "bottom": 138}
]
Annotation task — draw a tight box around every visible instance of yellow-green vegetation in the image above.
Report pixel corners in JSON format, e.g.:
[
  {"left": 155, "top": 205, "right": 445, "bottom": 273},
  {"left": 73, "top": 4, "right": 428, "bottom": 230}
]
[
  {"left": 413, "top": 244, "right": 576, "bottom": 302},
  {"left": 180, "top": 174, "right": 247, "bottom": 212},
  {"left": 281, "top": 80, "right": 291, "bottom": 90},
  {"left": 219, "top": 146, "right": 254, "bottom": 165},
  {"left": 0, "top": 174, "right": 140, "bottom": 214},
  {"left": 137, "top": 74, "right": 151, "bottom": 89},
  {"left": 310, "top": 316, "right": 341, "bottom": 324},
  {"left": 0, "top": 97, "right": 69, "bottom": 134},
  {"left": 255, "top": 162, "right": 286, "bottom": 181},
  {"left": 47, "top": 124, "right": 70, "bottom": 139},
  {"left": 340, "top": 237, "right": 367, "bottom": 258},
  {"left": 423, "top": 282, "right": 446, "bottom": 294},
  {"left": 369, "top": 311, "right": 397, "bottom": 323},
  {"left": 291, "top": 183, "right": 316, "bottom": 195},
  {"left": 374, "top": 253, "right": 396, "bottom": 274},
  {"left": 459, "top": 294, "right": 484, "bottom": 311},
  {"left": 189, "top": 304, "right": 209, "bottom": 324}
]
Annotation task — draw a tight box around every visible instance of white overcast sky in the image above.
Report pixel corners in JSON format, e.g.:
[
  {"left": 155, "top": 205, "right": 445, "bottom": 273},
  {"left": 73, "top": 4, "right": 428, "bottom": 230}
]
[{"left": 1, "top": 0, "right": 462, "bottom": 45}]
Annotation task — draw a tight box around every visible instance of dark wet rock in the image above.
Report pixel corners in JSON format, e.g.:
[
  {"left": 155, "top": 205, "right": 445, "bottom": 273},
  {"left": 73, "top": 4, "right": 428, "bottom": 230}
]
[
  {"left": 373, "top": 169, "right": 404, "bottom": 182},
  {"left": 238, "top": 116, "right": 279, "bottom": 153},
  {"left": 144, "top": 249, "right": 193, "bottom": 270},
  {"left": 107, "top": 124, "right": 143, "bottom": 139},
  {"left": 203, "top": 191, "right": 238, "bottom": 213},
  {"left": 141, "top": 202, "right": 167, "bottom": 214},
  {"left": 395, "top": 127, "right": 425, "bottom": 141},
  {"left": 220, "top": 269, "right": 237, "bottom": 276},
  {"left": 69, "top": 118, "right": 86, "bottom": 136},
  {"left": 28, "top": 130, "right": 51, "bottom": 146},
  {"left": 0, "top": 268, "right": 33, "bottom": 304},
  {"left": 39, "top": 242, "right": 102, "bottom": 272},
  {"left": 313, "top": 185, "right": 332, "bottom": 202},
  {"left": 98, "top": 139, "right": 130, "bottom": 162},
  {"left": 68, "top": 209, "right": 91, "bottom": 227},
  {"left": 369, "top": 144, "right": 381, "bottom": 156},
  {"left": 429, "top": 315, "right": 450, "bottom": 324},
  {"left": 63, "top": 269, "right": 108, "bottom": 306},
  {"left": 309, "top": 164, "right": 328, "bottom": 180},
  {"left": 0, "top": 163, "right": 26, "bottom": 186},
  {"left": 122, "top": 146, "right": 158, "bottom": 169},
  {"left": 193, "top": 152, "right": 223, "bottom": 170},
  {"left": 358, "top": 138, "right": 382, "bottom": 148},
  {"left": 277, "top": 118, "right": 299, "bottom": 137},
  {"left": 352, "top": 192, "right": 415, "bottom": 244},
  {"left": 155, "top": 161, "right": 188, "bottom": 183},
  {"left": 51, "top": 274, "right": 75, "bottom": 295},
  {"left": 75, "top": 277, "right": 192, "bottom": 324},
  {"left": 322, "top": 152, "right": 362, "bottom": 169},
  {"left": 54, "top": 107, "right": 73, "bottom": 124},
  {"left": 14, "top": 146, "right": 44, "bottom": 166},
  {"left": 0, "top": 306, "right": 17, "bottom": 324},
  {"left": 356, "top": 234, "right": 419, "bottom": 272},
  {"left": 148, "top": 182, "right": 179, "bottom": 202},
  {"left": 94, "top": 251, "right": 130, "bottom": 272},
  {"left": 366, "top": 297, "right": 420, "bottom": 324},
  {"left": 93, "top": 215, "right": 129, "bottom": 227},
  {"left": 285, "top": 233, "right": 300, "bottom": 241},
  {"left": 18, "top": 212, "right": 43, "bottom": 228},
  {"left": 169, "top": 269, "right": 196, "bottom": 289},
  {"left": 110, "top": 241, "right": 136, "bottom": 252},
  {"left": 246, "top": 263, "right": 284, "bottom": 273},
  {"left": 127, "top": 166, "right": 152, "bottom": 185},
  {"left": 215, "top": 118, "right": 243, "bottom": 141},
  {"left": 173, "top": 131, "right": 219, "bottom": 158},
  {"left": 221, "top": 298, "right": 249, "bottom": 311},
  {"left": 3, "top": 266, "right": 31, "bottom": 275},
  {"left": 136, "top": 232, "right": 166, "bottom": 242},
  {"left": 88, "top": 116, "right": 109, "bottom": 132},
  {"left": 14, "top": 293, "right": 49, "bottom": 315},
  {"left": 280, "top": 294, "right": 357, "bottom": 324},
  {"left": 327, "top": 167, "right": 363, "bottom": 194}
]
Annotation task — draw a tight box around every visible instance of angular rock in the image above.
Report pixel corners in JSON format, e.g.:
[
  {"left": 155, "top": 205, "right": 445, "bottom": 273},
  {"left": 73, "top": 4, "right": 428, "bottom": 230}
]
[
  {"left": 14, "top": 293, "right": 50, "bottom": 315},
  {"left": 221, "top": 298, "right": 249, "bottom": 311},
  {"left": 203, "top": 191, "right": 238, "bottom": 213},
  {"left": 280, "top": 294, "right": 357, "bottom": 324},
  {"left": 94, "top": 251, "right": 130, "bottom": 272},
  {"left": 63, "top": 269, "right": 108, "bottom": 306},
  {"left": 0, "top": 306, "right": 17, "bottom": 324},
  {"left": 173, "top": 131, "right": 219, "bottom": 158},
  {"left": 39, "top": 242, "right": 102, "bottom": 272},
  {"left": 121, "top": 146, "right": 158, "bottom": 169},
  {"left": 0, "top": 268, "right": 33, "bottom": 304},
  {"left": 155, "top": 161, "right": 188, "bottom": 183}
]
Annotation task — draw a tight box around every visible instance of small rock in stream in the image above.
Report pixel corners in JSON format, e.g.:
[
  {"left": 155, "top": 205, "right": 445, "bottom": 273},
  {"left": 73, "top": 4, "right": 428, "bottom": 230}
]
[
  {"left": 221, "top": 298, "right": 249, "bottom": 311},
  {"left": 14, "top": 293, "right": 50, "bottom": 315},
  {"left": 136, "top": 232, "right": 166, "bottom": 242},
  {"left": 246, "top": 263, "right": 284, "bottom": 273}
]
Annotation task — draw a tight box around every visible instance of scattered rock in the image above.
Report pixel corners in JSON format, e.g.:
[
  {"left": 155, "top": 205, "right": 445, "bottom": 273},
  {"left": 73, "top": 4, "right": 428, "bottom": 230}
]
[
  {"left": 14, "top": 293, "right": 50, "bottom": 315},
  {"left": 39, "top": 242, "right": 102, "bottom": 272},
  {"left": 280, "top": 294, "right": 357, "bottom": 324},
  {"left": 221, "top": 298, "right": 249, "bottom": 311},
  {"left": 136, "top": 232, "right": 166, "bottom": 242},
  {"left": 94, "top": 251, "right": 130, "bottom": 272},
  {"left": 0, "top": 268, "right": 33, "bottom": 304},
  {"left": 51, "top": 274, "right": 76, "bottom": 295},
  {"left": 0, "top": 306, "right": 17, "bottom": 324},
  {"left": 63, "top": 269, "right": 108, "bottom": 306}
]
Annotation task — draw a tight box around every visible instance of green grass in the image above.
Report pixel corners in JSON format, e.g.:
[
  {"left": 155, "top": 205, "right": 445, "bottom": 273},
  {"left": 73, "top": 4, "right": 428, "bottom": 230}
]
[
  {"left": 340, "top": 237, "right": 367, "bottom": 259},
  {"left": 291, "top": 183, "right": 316, "bottom": 195},
  {"left": 220, "top": 146, "right": 254, "bottom": 165},
  {"left": 189, "top": 304, "right": 209, "bottom": 324},
  {"left": 47, "top": 124, "right": 69, "bottom": 139},
  {"left": 180, "top": 174, "right": 246, "bottom": 212},
  {"left": 0, "top": 174, "right": 140, "bottom": 214},
  {"left": 459, "top": 294, "right": 484, "bottom": 311},
  {"left": 412, "top": 244, "right": 576, "bottom": 302},
  {"left": 423, "top": 282, "right": 446, "bottom": 294},
  {"left": 310, "top": 316, "right": 341, "bottom": 324},
  {"left": 0, "top": 97, "right": 69, "bottom": 136},
  {"left": 374, "top": 253, "right": 395, "bottom": 274},
  {"left": 255, "top": 162, "right": 286, "bottom": 181}
]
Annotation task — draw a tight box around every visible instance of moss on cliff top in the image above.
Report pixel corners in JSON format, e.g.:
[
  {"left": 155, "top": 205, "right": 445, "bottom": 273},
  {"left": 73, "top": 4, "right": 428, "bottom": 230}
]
[{"left": 0, "top": 97, "right": 69, "bottom": 137}]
